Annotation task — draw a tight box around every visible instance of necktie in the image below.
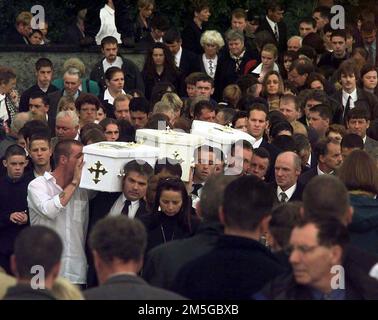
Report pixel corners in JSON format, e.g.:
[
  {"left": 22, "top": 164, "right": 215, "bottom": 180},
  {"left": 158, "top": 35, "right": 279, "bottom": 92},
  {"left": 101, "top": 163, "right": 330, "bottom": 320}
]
[
  {"left": 280, "top": 192, "right": 288, "bottom": 203},
  {"left": 192, "top": 183, "right": 203, "bottom": 196},
  {"left": 274, "top": 24, "right": 279, "bottom": 42},
  {"left": 122, "top": 200, "right": 132, "bottom": 216},
  {"left": 344, "top": 95, "right": 351, "bottom": 121},
  {"left": 208, "top": 60, "right": 214, "bottom": 76}
]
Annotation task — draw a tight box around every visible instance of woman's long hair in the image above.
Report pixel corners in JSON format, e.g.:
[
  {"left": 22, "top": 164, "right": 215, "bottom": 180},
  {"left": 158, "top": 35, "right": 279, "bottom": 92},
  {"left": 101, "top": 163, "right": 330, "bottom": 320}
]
[
  {"left": 152, "top": 177, "right": 195, "bottom": 232},
  {"left": 142, "top": 42, "right": 179, "bottom": 78}
]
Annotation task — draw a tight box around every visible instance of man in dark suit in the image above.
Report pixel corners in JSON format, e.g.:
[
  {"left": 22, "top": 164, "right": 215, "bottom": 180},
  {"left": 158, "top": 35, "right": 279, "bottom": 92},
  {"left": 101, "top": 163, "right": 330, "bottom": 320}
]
[
  {"left": 139, "top": 15, "right": 170, "bottom": 50},
  {"left": 256, "top": 0, "right": 287, "bottom": 52},
  {"left": 331, "top": 60, "right": 378, "bottom": 124},
  {"left": 299, "top": 138, "right": 342, "bottom": 187},
  {"left": 274, "top": 151, "right": 303, "bottom": 202},
  {"left": 90, "top": 36, "right": 145, "bottom": 95},
  {"left": 86, "top": 160, "right": 153, "bottom": 287},
  {"left": 19, "top": 58, "right": 58, "bottom": 112},
  {"left": 48, "top": 69, "right": 83, "bottom": 136},
  {"left": 163, "top": 29, "right": 200, "bottom": 96},
  {"left": 172, "top": 175, "right": 285, "bottom": 299},
  {"left": 3, "top": 226, "right": 62, "bottom": 300},
  {"left": 84, "top": 216, "right": 184, "bottom": 300},
  {"left": 143, "top": 175, "right": 234, "bottom": 290},
  {"left": 360, "top": 21, "right": 378, "bottom": 67},
  {"left": 293, "top": 133, "right": 317, "bottom": 174},
  {"left": 346, "top": 107, "right": 378, "bottom": 156}
]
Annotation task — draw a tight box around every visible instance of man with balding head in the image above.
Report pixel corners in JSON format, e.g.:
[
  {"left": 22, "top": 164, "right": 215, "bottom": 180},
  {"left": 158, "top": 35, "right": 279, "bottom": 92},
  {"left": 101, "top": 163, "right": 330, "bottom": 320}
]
[{"left": 274, "top": 151, "right": 303, "bottom": 202}]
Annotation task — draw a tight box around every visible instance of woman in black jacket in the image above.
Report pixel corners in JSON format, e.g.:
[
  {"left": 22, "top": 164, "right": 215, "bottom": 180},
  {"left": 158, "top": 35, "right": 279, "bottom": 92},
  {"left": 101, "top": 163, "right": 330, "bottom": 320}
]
[
  {"left": 142, "top": 177, "right": 200, "bottom": 253},
  {"left": 141, "top": 43, "right": 181, "bottom": 101}
]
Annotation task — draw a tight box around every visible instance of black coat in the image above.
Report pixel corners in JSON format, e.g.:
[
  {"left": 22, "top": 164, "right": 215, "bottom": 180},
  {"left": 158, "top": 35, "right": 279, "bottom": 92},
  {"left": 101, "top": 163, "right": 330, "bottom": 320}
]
[
  {"left": 84, "top": 274, "right": 185, "bottom": 300},
  {"left": 142, "top": 222, "right": 223, "bottom": 290},
  {"left": 172, "top": 235, "right": 285, "bottom": 299},
  {"left": 4, "top": 28, "right": 29, "bottom": 45},
  {"left": 3, "top": 284, "right": 56, "bottom": 300},
  {"left": 0, "top": 174, "right": 34, "bottom": 257},
  {"left": 272, "top": 181, "right": 304, "bottom": 203},
  {"left": 142, "top": 68, "right": 181, "bottom": 101},
  {"left": 331, "top": 88, "right": 378, "bottom": 124},
  {"left": 298, "top": 167, "right": 318, "bottom": 187},
  {"left": 90, "top": 56, "right": 145, "bottom": 95},
  {"left": 256, "top": 17, "right": 287, "bottom": 53},
  {"left": 19, "top": 84, "right": 59, "bottom": 113},
  {"left": 182, "top": 20, "right": 205, "bottom": 55}
]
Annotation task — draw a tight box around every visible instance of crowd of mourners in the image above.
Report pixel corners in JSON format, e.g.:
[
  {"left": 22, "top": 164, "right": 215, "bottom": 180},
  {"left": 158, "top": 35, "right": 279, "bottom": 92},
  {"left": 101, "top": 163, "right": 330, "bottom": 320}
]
[{"left": 1, "top": 0, "right": 378, "bottom": 300}]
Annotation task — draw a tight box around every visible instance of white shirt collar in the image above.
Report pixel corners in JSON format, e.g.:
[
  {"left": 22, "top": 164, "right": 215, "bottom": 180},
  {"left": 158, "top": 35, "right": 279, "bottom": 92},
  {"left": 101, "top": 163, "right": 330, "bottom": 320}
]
[
  {"left": 253, "top": 137, "right": 263, "bottom": 148},
  {"left": 121, "top": 193, "right": 139, "bottom": 206},
  {"left": 277, "top": 183, "right": 297, "bottom": 202},
  {"left": 252, "top": 62, "right": 280, "bottom": 74},
  {"left": 175, "top": 46, "right": 183, "bottom": 67},
  {"left": 202, "top": 54, "right": 218, "bottom": 78},
  {"left": 317, "top": 165, "right": 333, "bottom": 175},
  {"left": 363, "top": 135, "right": 367, "bottom": 144},
  {"left": 306, "top": 153, "right": 312, "bottom": 167},
  {"left": 104, "top": 88, "right": 125, "bottom": 105},
  {"left": 0, "top": 94, "right": 6, "bottom": 101},
  {"left": 266, "top": 16, "right": 278, "bottom": 32},
  {"left": 103, "top": 56, "right": 123, "bottom": 72},
  {"left": 342, "top": 88, "right": 357, "bottom": 102}
]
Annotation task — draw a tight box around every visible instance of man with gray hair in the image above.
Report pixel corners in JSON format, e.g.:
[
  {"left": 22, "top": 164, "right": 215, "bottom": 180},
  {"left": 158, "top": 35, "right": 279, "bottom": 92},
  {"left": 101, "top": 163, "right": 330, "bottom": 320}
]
[
  {"left": 287, "top": 36, "right": 302, "bottom": 51},
  {"left": 142, "top": 175, "right": 236, "bottom": 290},
  {"left": 274, "top": 151, "right": 304, "bottom": 202},
  {"left": 214, "top": 29, "right": 258, "bottom": 100},
  {"left": 0, "top": 112, "right": 30, "bottom": 158},
  {"left": 152, "top": 101, "right": 176, "bottom": 125},
  {"left": 52, "top": 110, "right": 80, "bottom": 150},
  {"left": 48, "top": 69, "right": 83, "bottom": 134}
]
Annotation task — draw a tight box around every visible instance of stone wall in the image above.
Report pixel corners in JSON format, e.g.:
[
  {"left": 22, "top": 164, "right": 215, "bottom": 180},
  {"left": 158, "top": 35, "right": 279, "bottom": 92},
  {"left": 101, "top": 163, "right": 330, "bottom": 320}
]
[{"left": 0, "top": 45, "right": 147, "bottom": 93}]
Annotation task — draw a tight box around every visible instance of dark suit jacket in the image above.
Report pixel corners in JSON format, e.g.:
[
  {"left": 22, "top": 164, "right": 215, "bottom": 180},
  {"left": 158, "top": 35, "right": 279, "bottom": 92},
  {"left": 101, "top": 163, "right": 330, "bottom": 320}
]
[
  {"left": 256, "top": 17, "right": 287, "bottom": 52},
  {"left": 177, "top": 49, "right": 200, "bottom": 95},
  {"left": 142, "top": 222, "right": 223, "bottom": 290},
  {"left": 62, "top": 24, "right": 85, "bottom": 46},
  {"left": 172, "top": 235, "right": 285, "bottom": 299},
  {"left": 3, "top": 284, "right": 56, "bottom": 300},
  {"left": 259, "top": 138, "right": 281, "bottom": 183},
  {"left": 364, "top": 136, "right": 378, "bottom": 155},
  {"left": 298, "top": 167, "right": 318, "bottom": 187},
  {"left": 84, "top": 274, "right": 185, "bottom": 300},
  {"left": 273, "top": 182, "right": 304, "bottom": 203},
  {"left": 90, "top": 56, "right": 145, "bottom": 95},
  {"left": 182, "top": 20, "right": 205, "bottom": 55},
  {"left": 19, "top": 84, "right": 59, "bottom": 113},
  {"left": 47, "top": 90, "right": 82, "bottom": 137},
  {"left": 5, "top": 28, "right": 29, "bottom": 45},
  {"left": 331, "top": 88, "right": 378, "bottom": 124}
]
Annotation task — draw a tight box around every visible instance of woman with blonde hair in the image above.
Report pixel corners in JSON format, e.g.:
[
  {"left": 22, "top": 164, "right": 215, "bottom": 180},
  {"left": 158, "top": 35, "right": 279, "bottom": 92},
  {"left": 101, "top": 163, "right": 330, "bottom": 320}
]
[
  {"left": 161, "top": 92, "right": 183, "bottom": 119},
  {"left": 52, "top": 58, "right": 100, "bottom": 95},
  {"left": 57, "top": 95, "right": 76, "bottom": 113},
  {"left": 199, "top": 30, "right": 225, "bottom": 78},
  {"left": 51, "top": 277, "right": 84, "bottom": 300}
]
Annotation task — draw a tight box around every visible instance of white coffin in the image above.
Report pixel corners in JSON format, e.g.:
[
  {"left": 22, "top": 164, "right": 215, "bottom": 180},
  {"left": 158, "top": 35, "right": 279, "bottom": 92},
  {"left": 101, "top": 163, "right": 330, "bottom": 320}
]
[
  {"left": 81, "top": 141, "right": 160, "bottom": 192},
  {"left": 191, "top": 120, "right": 256, "bottom": 156},
  {"left": 135, "top": 129, "right": 205, "bottom": 181}
]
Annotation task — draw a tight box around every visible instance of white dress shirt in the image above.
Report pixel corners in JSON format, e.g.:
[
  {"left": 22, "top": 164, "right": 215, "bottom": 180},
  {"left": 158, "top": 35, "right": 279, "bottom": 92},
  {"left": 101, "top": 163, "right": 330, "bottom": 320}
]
[
  {"left": 27, "top": 172, "right": 92, "bottom": 284},
  {"left": 266, "top": 16, "right": 279, "bottom": 40},
  {"left": 277, "top": 184, "right": 297, "bottom": 202},
  {"left": 103, "top": 88, "right": 126, "bottom": 105},
  {"left": 342, "top": 88, "right": 357, "bottom": 111},
  {"left": 175, "top": 46, "right": 183, "bottom": 68},
  {"left": 108, "top": 193, "right": 140, "bottom": 219},
  {"left": 253, "top": 137, "right": 263, "bottom": 148},
  {"left": 95, "top": 4, "right": 122, "bottom": 45},
  {"left": 103, "top": 56, "right": 123, "bottom": 73},
  {"left": 0, "top": 94, "right": 8, "bottom": 122}
]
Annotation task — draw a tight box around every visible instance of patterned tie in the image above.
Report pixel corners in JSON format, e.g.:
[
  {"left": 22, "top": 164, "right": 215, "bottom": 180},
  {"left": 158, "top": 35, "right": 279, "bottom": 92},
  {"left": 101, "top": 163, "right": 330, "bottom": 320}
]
[
  {"left": 280, "top": 192, "right": 288, "bottom": 203},
  {"left": 122, "top": 200, "right": 131, "bottom": 216},
  {"left": 192, "top": 184, "right": 203, "bottom": 196},
  {"left": 208, "top": 60, "right": 214, "bottom": 76},
  {"left": 274, "top": 24, "right": 279, "bottom": 42}
]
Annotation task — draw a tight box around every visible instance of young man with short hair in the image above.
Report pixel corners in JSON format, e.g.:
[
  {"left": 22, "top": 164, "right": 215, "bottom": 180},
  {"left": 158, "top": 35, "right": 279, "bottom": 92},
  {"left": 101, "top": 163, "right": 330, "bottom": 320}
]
[
  {"left": 19, "top": 58, "right": 58, "bottom": 112},
  {"left": 0, "top": 145, "right": 33, "bottom": 274}
]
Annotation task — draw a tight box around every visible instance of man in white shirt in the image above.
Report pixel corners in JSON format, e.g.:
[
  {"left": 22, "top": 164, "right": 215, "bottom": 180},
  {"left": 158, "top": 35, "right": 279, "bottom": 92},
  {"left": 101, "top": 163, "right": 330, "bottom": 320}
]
[
  {"left": 27, "top": 140, "right": 91, "bottom": 285},
  {"left": 95, "top": 0, "right": 122, "bottom": 45},
  {"left": 274, "top": 151, "right": 303, "bottom": 203}
]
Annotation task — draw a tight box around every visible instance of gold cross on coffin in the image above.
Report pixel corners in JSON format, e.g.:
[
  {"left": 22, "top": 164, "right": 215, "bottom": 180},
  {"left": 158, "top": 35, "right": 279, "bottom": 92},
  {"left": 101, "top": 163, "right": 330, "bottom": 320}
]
[{"left": 88, "top": 161, "right": 108, "bottom": 184}]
